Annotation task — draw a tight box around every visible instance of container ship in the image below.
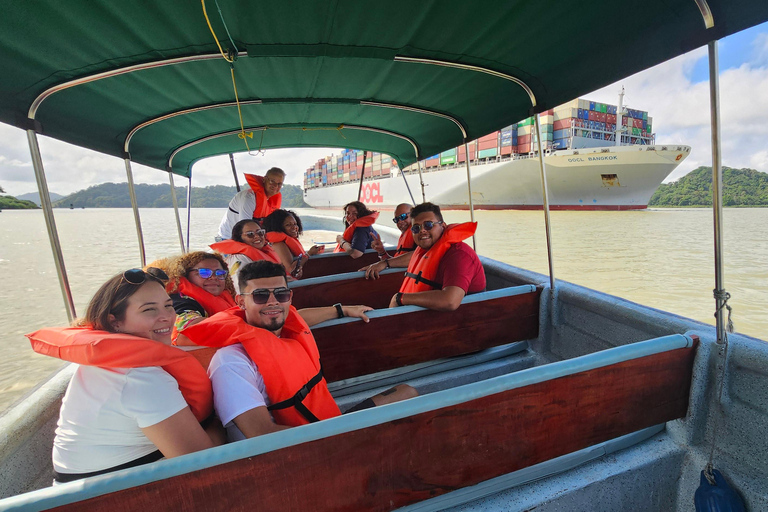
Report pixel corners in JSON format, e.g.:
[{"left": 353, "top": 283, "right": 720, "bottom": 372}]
[{"left": 303, "top": 92, "right": 691, "bottom": 210}]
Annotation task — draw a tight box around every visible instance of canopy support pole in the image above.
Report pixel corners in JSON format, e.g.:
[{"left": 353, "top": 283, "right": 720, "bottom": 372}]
[
  {"left": 229, "top": 154, "right": 240, "bottom": 191},
  {"left": 400, "top": 165, "right": 417, "bottom": 205},
  {"left": 186, "top": 177, "right": 192, "bottom": 252},
  {"left": 357, "top": 151, "right": 368, "bottom": 201},
  {"left": 168, "top": 172, "right": 185, "bottom": 253},
  {"left": 26, "top": 130, "right": 77, "bottom": 322},
  {"left": 417, "top": 160, "right": 427, "bottom": 204},
  {"left": 463, "top": 142, "right": 477, "bottom": 251},
  {"left": 708, "top": 40, "right": 727, "bottom": 344},
  {"left": 534, "top": 115, "right": 556, "bottom": 292},
  {"left": 124, "top": 159, "right": 146, "bottom": 267}
]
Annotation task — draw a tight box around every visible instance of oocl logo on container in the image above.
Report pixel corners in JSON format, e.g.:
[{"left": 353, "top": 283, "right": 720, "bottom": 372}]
[{"left": 362, "top": 183, "right": 383, "bottom": 203}]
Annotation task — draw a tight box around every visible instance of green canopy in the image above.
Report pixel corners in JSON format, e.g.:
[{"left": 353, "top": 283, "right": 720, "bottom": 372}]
[{"left": 1, "top": 0, "right": 766, "bottom": 177}]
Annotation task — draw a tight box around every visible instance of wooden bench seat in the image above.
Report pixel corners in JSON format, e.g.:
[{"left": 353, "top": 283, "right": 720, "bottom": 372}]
[{"left": 289, "top": 268, "right": 404, "bottom": 310}]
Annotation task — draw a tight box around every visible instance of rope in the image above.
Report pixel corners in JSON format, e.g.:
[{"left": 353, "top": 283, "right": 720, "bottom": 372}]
[
  {"left": 201, "top": 0, "right": 252, "bottom": 152},
  {"left": 704, "top": 288, "right": 735, "bottom": 485}
]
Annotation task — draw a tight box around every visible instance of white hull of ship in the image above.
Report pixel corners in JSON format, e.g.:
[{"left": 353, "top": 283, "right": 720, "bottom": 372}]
[{"left": 304, "top": 145, "right": 691, "bottom": 210}]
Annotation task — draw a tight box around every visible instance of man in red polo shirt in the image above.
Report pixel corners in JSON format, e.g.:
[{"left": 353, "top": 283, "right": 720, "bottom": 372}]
[{"left": 364, "top": 202, "right": 485, "bottom": 311}]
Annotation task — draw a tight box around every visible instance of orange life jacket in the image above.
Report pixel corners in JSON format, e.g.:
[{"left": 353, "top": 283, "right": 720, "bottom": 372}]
[
  {"left": 334, "top": 212, "right": 380, "bottom": 252},
  {"left": 394, "top": 228, "right": 416, "bottom": 257},
  {"left": 399, "top": 222, "right": 477, "bottom": 293},
  {"left": 244, "top": 174, "right": 282, "bottom": 221},
  {"left": 176, "top": 277, "right": 237, "bottom": 316},
  {"left": 26, "top": 326, "right": 213, "bottom": 422},
  {"left": 265, "top": 232, "right": 307, "bottom": 258},
  {"left": 210, "top": 239, "right": 281, "bottom": 265},
  {"left": 182, "top": 307, "right": 341, "bottom": 426}
]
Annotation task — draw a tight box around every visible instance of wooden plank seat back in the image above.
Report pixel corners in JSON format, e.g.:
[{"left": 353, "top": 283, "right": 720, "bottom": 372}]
[
  {"left": 301, "top": 249, "right": 383, "bottom": 279},
  {"left": 313, "top": 285, "right": 541, "bottom": 382},
  {"left": 7, "top": 334, "right": 698, "bottom": 512},
  {"left": 289, "top": 268, "right": 404, "bottom": 310}
]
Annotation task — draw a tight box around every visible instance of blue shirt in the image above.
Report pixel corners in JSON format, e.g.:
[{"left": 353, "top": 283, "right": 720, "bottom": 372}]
[{"left": 350, "top": 226, "right": 376, "bottom": 253}]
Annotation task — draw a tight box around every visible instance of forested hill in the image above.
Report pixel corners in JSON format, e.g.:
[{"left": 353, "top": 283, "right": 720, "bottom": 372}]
[
  {"left": 649, "top": 166, "right": 768, "bottom": 207},
  {"left": 52, "top": 182, "right": 308, "bottom": 208}
]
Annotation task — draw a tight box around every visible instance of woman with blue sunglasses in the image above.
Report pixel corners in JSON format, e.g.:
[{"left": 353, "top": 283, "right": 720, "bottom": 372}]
[{"left": 162, "top": 252, "right": 238, "bottom": 339}]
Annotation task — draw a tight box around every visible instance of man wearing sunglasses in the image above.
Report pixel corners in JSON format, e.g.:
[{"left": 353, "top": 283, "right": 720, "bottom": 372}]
[
  {"left": 180, "top": 261, "right": 417, "bottom": 441},
  {"left": 365, "top": 202, "right": 485, "bottom": 311},
  {"left": 369, "top": 203, "right": 417, "bottom": 263},
  {"left": 216, "top": 167, "right": 285, "bottom": 241}
]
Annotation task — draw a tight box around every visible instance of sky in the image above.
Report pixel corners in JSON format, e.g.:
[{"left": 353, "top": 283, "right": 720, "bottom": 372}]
[{"left": 1, "top": 22, "right": 767, "bottom": 197}]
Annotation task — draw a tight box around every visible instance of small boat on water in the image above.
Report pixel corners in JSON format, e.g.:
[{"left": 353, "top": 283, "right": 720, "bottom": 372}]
[{"left": 1, "top": 1, "right": 767, "bottom": 511}]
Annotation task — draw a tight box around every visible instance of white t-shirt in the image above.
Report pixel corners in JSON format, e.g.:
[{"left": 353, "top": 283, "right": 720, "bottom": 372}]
[
  {"left": 53, "top": 365, "right": 188, "bottom": 474},
  {"left": 208, "top": 344, "right": 269, "bottom": 442},
  {"left": 217, "top": 189, "right": 257, "bottom": 240}
]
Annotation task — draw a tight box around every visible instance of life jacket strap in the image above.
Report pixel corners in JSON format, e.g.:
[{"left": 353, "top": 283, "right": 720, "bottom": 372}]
[
  {"left": 396, "top": 245, "right": 415, "bottom": 254},
  {"left": 404, "top": 271, "right": 442, "bottom": 290},
  {"left": 267, "top": 367, "right": 324, "bottom": 423}
]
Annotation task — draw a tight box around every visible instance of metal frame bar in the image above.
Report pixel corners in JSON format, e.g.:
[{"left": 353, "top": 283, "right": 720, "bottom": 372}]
[
  {"left": 394, "top": 56, "right": 537, "bottom": 107},
  {"left": 360, "top": 100, "right": 467, "bottom": 139},
  {"left": 416, "top": 160, "right": 426, "bottom": 203},
  {"left": 534, "top": 115, "right": 556, "bottom": 291},
  {"left": 26, "top": 130, "right": 77, "bottom": 322},
  {"left": 167, "top": 124, "right": 420, "bottom": 171},
  {"left": 357, "top": 151, "right": 368, "bottom": 201},
  {"left": 708, "top": 40, "right": 726, "bottom": 343},
  {"left": 400, "top": 168, "right": 417, "bottom": 205},
  {"left": 168, "top": 172, "right": 185, "bottom": 253},
  {"left": 124, "top": 159, "right": 146, "bottom": 266},
  {"left": 29, "top": 52, "right": 247, "bottom": 121},
  {"left": 463, "top": 142, "right": 477, "bottom": 251},
  {"left": 186, "top": 177, "right": 192, "bottom": 253},
  {"left": 229, "top": 154, "right": 241, "bottom": 191}
]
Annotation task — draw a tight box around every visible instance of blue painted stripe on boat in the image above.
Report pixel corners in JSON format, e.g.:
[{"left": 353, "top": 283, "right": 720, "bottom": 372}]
[
  {"left": 0, "top": 334, "right": 690, "bottom": 511},
  {"left": 288, "top": 267, "right": 403, "bottom": 289},
  {"left": 312, "top": 284, "right": 537, "bottom": 328},
  {"left": 395, "top": 424, "right": 667, "bottom": 512}
]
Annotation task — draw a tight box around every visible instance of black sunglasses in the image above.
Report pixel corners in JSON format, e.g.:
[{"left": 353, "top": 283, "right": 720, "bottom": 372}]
[
  {"left": 190, "top": 268, "right": 228, "bottom": 280},
  {"left": 392, "top": 212, "right": 410, "bottom": 224},
  {"left": 249, "top": 287, "right": 292, "bottom": 304},
  {"left": 122, "top": 267, "right": 169, "bottom": 285},
  {"left": 411, "top": 220, "right": 443, "bottom": 234}
]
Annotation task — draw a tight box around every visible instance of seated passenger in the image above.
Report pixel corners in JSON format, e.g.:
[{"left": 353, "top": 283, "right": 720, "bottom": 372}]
[
  {"left": 365, "top": 202, "right": 485, "bottom": 311},
  {"left": 264, "top": 209, "right": 323, "bottom": 279},
  {"left": 26, "top": 268, "right": 219, "bottom": 483},
  {"left": 369, "top": 202, "right": 416, "bottom": 263},
  {"left": 211, "top": 219, "right": 281, "bottom": 290},
  {"left": 179, "top": 261, "right": 418, "bottom": 441},
  {"left": 334, "top": 201, "right": 379, "bottom": 258},
  {"left": 165, "top": 252, "right": 237, "bottom": 335}
]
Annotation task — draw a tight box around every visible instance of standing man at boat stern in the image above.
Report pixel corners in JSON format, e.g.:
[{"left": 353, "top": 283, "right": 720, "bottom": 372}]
[
  {"left": 216, "top": 167, "right": 285, "bottom": 240},
  {"left": 178, "top": 261, "right": 417, "bottom": 441},
  {"left": 365, "top": 202, "right": 485, "bottom": 311}
]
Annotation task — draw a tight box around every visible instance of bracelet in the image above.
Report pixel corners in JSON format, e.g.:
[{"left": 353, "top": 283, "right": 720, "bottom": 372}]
[
  {"left": 334, "top": 303, "right": 344, "bottom": 318},
  {"left": 384, "top": 259, "right": 390, "bottom": 268},
  {"left": 395, "top": 292, "right": 404, "bottom": 307}
]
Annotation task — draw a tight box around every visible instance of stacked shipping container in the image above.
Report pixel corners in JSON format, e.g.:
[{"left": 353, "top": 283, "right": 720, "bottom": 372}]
[{"left": 304, "top": 97, "right": 655, "bottom": 189}]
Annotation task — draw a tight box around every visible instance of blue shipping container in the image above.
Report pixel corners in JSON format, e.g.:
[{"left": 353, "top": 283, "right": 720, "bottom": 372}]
[
  {"left": 589, "top": 101, "right": 596, "bottom": 111},
  {"left": 553, "top": 128, "right": 571, "bottom": 139}
]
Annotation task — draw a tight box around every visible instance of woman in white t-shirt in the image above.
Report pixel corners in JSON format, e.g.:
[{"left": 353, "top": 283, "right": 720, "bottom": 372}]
[{"left": 27, "top": 268, "right": 220, "bottom": 483}]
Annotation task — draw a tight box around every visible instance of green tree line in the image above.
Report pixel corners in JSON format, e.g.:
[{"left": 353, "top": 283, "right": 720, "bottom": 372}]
[
  {"left": 0, "top": 185, "right": 39, "bottom": 209},
  {"left": 50, "top": 182, "right": 309, "bottom": 209},
  {"left": 650, "top": 166, "right": 768, "bottom": 207}
]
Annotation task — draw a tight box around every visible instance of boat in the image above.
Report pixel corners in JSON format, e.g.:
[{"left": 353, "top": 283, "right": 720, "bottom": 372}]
[
  {"left": 1, "top": 1, "right": 768, "bottom": 511},
  {"left": 303, "top": 93, "right": 692, "bottom": 211}
]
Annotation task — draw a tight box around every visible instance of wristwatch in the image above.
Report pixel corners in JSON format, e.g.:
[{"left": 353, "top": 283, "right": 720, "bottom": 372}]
[{"left": 334, "top": 303, "right": 344, "bottom": 318}]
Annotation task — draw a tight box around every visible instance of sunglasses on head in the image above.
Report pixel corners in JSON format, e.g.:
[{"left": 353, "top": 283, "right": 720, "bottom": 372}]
[
  {"left": 190, "top": 268, "right": 228, "bottom": 280},
  {"left": 392, "top": 212, "right": 410, "bottom": 224},
  {"left": 249, "top": 287, "right": 292, "bottom": 304},
  {"left": 243, "top": 229, "right": 265, "bottom": 238},
  {"left": 411, "top": 220, "right": 443, "bottom": 234},
  {"left": 122, "top": 267, "right": 169, "bottom": 285}
]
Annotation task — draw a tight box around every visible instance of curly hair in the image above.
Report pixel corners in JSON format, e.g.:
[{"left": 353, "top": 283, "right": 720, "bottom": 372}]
[
  {"left": 343, "top": 201, "right": 377, "bottom": 227},
  {"left": 263, "top": 209, "right": 303, "bottom": 236},
  {"left": 163, "top": 251, "right": 236, "bottom": 297}
]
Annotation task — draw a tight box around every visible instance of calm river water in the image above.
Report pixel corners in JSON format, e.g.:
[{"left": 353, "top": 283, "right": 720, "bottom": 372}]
[{"left": 1, "top": 207, "right": 766, "bottom": 412}]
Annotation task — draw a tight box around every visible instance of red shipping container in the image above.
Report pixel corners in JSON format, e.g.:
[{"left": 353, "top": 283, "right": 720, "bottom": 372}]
[
  {"left": 622, "top": 117, "right": 629, "bottom": 126},
  {"left": 500, "top": 145, "right": 512, "bottom": 155},
  {"left": 553, "top": 119, "right": 573, "bottom": 131},
  {"left": 426, "top": 158, "right": 439, "bottom": 168},
  {"left": 634, "top": 118, "right": 643, "bottom": 128},
  {"left": 478, "top": 140, "right": 496, "bottom": 151},
  {"left": 606, "top": 114, "right": 616, "bottom": 124},
  {"left": 478, "top": 131, "right": 498, "bottom": 143},
  {"left": 517, "top": 133, "right": 531, "bottom": 144},
  {"left": 598, "top": 112, "right": 607, "bottom": 122},
  {"left": 588, "top": 111, "right": 599, "bottom": 121}
]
